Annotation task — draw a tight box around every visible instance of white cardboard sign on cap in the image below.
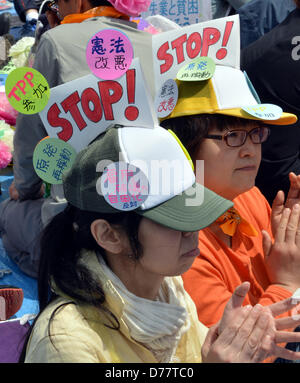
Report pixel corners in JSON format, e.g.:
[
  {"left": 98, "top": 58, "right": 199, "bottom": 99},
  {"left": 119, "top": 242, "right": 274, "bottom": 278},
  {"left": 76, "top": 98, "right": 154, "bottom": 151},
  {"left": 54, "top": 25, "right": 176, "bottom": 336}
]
[
  {"left": 100, "top": 161, "right": 149, "bottom": 211},
  {"left": 39, "top": 58, "right": 158, "bottom": 152},
  {"left": 152, "top": 15, "right": 240, "bottom": 92}
]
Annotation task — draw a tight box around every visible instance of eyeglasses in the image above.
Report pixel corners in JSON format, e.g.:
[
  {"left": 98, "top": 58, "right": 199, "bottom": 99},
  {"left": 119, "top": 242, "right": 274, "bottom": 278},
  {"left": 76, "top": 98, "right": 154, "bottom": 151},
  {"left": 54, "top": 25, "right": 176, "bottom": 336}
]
[{"left": 204, "top": 126, "right": 270, "bottom": 148}]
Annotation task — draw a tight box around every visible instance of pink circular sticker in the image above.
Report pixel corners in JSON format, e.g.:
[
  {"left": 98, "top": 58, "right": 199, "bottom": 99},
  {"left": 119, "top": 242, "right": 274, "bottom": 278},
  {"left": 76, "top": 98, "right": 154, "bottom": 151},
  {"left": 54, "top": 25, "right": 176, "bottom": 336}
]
[{"left": 86, "top": 29, "right": 133, "bottom": 80}]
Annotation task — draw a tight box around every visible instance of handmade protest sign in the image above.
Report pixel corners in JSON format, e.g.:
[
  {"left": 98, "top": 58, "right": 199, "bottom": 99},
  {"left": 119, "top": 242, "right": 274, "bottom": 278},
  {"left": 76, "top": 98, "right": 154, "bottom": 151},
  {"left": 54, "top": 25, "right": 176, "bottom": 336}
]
[
  {"left": 33, "top": 137, "right": 76, "bottom": 184},
  {"left": 152, "top": 15, "right": 240, "bottom": 92},
  {"left": 154, "top": 79, "right": 178, "bottom": 118},
  {"left": 99, "top": 161, "right": 149, "bottom": 211},
  {"left": 176, "top": 56, "right": 215, "bottom": 81},
  {"left": 86, "top": 28, "right": 134, "bottom": 80},
  {"left": 141, "top": 0, "right": 212, "bottom": 27},
  {"left": 5, "top": 67, "right": 50, "bottom": 114},
  {"left": 39, "top": 58, "right": 157, "bottom": 152}
]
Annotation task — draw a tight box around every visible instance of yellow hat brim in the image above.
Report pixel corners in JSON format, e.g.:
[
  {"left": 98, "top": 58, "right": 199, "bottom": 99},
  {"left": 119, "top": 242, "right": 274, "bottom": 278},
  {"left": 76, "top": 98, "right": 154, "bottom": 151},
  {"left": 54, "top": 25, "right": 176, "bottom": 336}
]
[{"left": 215, "top": 108, "right": 298, "bottom": 126}]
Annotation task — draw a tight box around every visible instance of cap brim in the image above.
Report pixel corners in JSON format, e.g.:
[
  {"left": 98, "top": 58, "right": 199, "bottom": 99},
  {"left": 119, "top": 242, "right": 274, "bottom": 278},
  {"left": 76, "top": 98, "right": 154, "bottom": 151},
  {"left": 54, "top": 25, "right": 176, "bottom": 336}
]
[
  {"left": 136, "top": 183, "right": 233, "bottom": 232},
  {"left": 215, "top": 109, "right": 298, "bottom": 126}
]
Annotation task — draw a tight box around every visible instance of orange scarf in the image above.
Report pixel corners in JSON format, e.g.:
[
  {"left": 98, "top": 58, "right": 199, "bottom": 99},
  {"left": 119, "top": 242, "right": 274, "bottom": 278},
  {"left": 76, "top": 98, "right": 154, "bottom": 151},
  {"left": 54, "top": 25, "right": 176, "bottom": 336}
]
[
  {"left": 216, "top": 207, "right": 258, "bottom": 237},
  {"left": 60, "top": 5, "right": 129, "bottom": 25}
]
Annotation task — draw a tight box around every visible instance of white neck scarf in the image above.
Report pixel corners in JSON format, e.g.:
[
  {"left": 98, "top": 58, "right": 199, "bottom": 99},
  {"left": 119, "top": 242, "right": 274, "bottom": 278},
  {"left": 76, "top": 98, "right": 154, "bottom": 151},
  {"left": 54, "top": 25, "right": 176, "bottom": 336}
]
[{"left": 99, "top": 257, "right": 190, "bottom": 363}]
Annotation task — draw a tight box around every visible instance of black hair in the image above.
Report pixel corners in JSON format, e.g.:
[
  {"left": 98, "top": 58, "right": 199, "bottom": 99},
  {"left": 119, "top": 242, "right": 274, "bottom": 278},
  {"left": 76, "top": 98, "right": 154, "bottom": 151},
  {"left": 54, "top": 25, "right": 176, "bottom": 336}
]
[
  {"left": 161, "top": 114, "right": 265, "bottom": 164},
  {"left": 19, "top": 204, "right": 143, "bottom": 362},
  {"left": 88, "top": 0, "right": 112, "bottom": 7},
  {"left": 295, "top": 0, "right": 300, "bottom": 8}
]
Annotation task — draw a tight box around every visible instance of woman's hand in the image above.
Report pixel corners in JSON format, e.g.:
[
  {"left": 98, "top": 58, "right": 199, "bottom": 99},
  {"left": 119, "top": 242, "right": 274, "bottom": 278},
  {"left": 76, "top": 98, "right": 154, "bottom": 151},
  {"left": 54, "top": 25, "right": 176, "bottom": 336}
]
[
  {"left": 271, "top": 172, "right": 300, "bottom": 236},
  {"left": 201, "top": 282, "right": 300, "bottom": 363},
  {"left": 264, "top": 203, "right": 300, "bottom": 292}
]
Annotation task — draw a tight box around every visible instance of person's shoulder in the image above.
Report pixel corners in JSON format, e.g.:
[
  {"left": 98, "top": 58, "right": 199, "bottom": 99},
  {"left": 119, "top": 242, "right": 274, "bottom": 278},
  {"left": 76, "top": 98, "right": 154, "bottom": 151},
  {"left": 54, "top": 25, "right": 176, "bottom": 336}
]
[
  {"left": 234, "top": 187, "right": 271, "bottom": 223},
  {"left": 31, "top": 297, "right": 84, "bottom": 336},
  {"left": 235, "top": 187, "right": 268, "bottom": 208}
]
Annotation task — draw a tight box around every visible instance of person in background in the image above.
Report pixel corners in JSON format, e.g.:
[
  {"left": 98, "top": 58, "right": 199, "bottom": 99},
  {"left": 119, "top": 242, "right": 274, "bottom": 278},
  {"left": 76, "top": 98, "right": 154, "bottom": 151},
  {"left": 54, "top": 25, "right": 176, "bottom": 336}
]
[
  {"left": 160, "top": 64, "right": 300, "bottom": 363},
  {"left": 211, "top": 0, "right": 251, "bottom": 19},
  {"left": 11, "top": 0, "right": 39, "bottom": 39},
  {"left": 241, "top": 0, "right": 300, "bottom": 205},
  {"left": 238, "top": 0, "right": 296, "bottom": 49}
]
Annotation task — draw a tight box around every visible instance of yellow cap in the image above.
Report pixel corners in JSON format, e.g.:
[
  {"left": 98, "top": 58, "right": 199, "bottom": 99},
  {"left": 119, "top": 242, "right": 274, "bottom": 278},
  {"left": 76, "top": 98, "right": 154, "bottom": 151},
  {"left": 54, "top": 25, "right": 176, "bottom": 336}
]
[{"left": 162, "top": 65, "right": 297, "bottom": 126}]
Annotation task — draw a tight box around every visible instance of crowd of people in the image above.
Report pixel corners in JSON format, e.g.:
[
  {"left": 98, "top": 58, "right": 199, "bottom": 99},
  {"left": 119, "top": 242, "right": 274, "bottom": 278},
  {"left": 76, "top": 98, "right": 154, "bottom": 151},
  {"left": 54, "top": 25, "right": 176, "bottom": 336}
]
[{"left": 0, "top": 0, "right": 300, "bottom": 364}]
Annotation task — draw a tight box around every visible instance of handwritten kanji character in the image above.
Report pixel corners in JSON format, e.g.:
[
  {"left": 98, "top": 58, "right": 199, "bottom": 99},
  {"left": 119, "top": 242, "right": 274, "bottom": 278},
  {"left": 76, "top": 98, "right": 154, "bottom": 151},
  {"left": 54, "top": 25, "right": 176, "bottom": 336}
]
[
  {"left": 23, "top": 99, "right": 35, "bottom": 112},
  {"left": 36, "top": 159, "right": 49, "bottom": 173},
  {"left": 167, "top": 97, "right": 175, "bottom": 110},
  {"left": 158, "top": 100, "right": 168, "bottom": 112},
  {"left": 95, "top": 57, "right": 110, "bottom": 69},
  {"left": 197, "top": 61, "right": 207, "bottom": 70},
  {"left": 114, "top": 55, "right": 127, "bottom": 70},
  {"left": 160, "top": 84, "right": 168, "bottom": 97},
  {"left": 188, "top": 0, "right": 199, "bottom": 14},
  {"left": 148, "top": 1, "right": 158, "bottom": 15},
  {"left": 110, "top": 37, "right": 125, "bottom": 54},
  {"left": 52, "top": 168, "right": 63, "bottom": 181},
  {"left": 33, "top": 83, "right": 48, "bottom": 99},
  {"left": 120, "top": 195, "right": 130, "bottom": 203},
  {"left": 59, "top": 148, "right": 72, "bottom": 162},
  {"left": 108, "top": 195, "right": 118, "bottom": 204},
  {"left": 91, "top": 36, "right": 106, "bottom": 55},
  {"left": 43, "top": 144, "right": 57, "bottom": 158},
  {"left": 159, "top": 0, "right": 168, "bottom": 16},
  {"left": 56, "top": 158, "right": 68, "bottom": 170},
  {"left": 187, "top": 63, "right": 195, "bottom": 70}
]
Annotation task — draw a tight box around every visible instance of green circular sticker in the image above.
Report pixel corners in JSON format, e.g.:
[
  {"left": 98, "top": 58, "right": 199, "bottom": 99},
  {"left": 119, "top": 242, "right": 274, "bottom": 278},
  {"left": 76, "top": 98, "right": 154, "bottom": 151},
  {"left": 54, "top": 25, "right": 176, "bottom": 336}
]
[
  {"left": 5, "top": 67, "right": 50, "bottom": 114},
  {"left": 176, "top": 57, "right": 216, "bottom": 82},
  {"left": 33, "top": 138, "right": 77, "bottom": 184},
  {"left": 242, "top": 104, "right": 283, "bottom": 120}
]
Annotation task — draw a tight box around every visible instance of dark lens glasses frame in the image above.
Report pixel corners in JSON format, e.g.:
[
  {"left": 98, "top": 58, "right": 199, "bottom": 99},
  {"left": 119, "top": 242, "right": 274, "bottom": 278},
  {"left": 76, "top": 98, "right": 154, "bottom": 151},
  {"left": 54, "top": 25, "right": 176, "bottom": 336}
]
[{"left": 204, "top": 126, "right": 270, "bottom": 148}]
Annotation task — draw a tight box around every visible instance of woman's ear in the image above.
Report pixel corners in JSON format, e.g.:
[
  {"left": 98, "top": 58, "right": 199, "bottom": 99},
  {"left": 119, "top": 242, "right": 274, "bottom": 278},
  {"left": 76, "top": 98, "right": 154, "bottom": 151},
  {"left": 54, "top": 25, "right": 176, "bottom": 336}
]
[{"left": 90, "top": 219, "right": 124, "bottom": 254}]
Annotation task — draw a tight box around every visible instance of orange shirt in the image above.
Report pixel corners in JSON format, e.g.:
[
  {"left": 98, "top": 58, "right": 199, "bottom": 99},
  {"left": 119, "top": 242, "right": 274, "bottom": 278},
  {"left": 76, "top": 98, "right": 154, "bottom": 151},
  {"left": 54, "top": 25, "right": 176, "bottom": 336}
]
[{"left": 182, "top": 187, "right": 292, "bottom": 328}]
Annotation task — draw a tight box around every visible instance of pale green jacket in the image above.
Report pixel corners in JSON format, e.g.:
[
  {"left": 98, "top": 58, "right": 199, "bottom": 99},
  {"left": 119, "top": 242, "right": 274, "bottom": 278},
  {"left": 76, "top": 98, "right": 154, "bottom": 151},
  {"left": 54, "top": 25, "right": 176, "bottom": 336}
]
[{"left": 25, "top": 252, "right": 208, "bottom": 363}]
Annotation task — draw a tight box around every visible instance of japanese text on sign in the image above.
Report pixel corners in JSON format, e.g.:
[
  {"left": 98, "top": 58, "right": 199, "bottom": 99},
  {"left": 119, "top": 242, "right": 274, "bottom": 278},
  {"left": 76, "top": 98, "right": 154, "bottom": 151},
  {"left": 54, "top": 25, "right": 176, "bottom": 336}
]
[
  {"left": 86, "top": 29, "right": 133, "bottom": 80},
  {"left": 5, "top": 67, "right": 50, "bottom": 114},
  {"left": 99, "top": 162, "right": 149, "bottom": 211},
  {"left": 33, "top": 138, "right": 76, "bottom": 184},
  {"left": 141, "top": 0, "right": 213, "bottom": 26}
]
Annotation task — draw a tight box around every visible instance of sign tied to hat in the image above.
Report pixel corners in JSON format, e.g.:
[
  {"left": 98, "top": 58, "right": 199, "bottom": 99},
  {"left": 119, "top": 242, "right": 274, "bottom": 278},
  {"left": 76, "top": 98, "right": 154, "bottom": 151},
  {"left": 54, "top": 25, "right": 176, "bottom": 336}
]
[
  {"left": 62, "top": 125, "right": 234, "bottom": 232},
  {"left": 160, "top": 57, "right": 297, "bottom": 126}
]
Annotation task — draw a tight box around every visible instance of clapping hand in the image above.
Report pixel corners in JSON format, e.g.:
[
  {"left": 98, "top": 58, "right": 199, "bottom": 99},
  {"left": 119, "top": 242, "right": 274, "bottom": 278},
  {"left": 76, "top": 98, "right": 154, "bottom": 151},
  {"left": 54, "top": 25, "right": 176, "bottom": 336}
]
[
  {"left": 202, "top": 282, "right": 300, "bottom": 363},
  {"left": 272, "top": 172, "right": 300, "bottom": 236}
]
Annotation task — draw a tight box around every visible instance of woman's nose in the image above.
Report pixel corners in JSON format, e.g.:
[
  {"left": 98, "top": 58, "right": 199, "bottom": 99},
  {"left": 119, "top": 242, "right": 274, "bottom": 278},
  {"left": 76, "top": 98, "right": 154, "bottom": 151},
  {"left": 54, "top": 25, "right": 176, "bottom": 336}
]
[{"left": 239, "top": 136, "right": 258, "bottom": 157}]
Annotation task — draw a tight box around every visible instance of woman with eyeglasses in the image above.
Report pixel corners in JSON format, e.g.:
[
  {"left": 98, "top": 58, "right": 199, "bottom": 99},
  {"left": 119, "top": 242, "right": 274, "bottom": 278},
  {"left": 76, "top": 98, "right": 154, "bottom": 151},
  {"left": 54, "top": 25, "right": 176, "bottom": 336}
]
[{"left": 161, "top": 64, "right": 300, "bottom": 361}]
